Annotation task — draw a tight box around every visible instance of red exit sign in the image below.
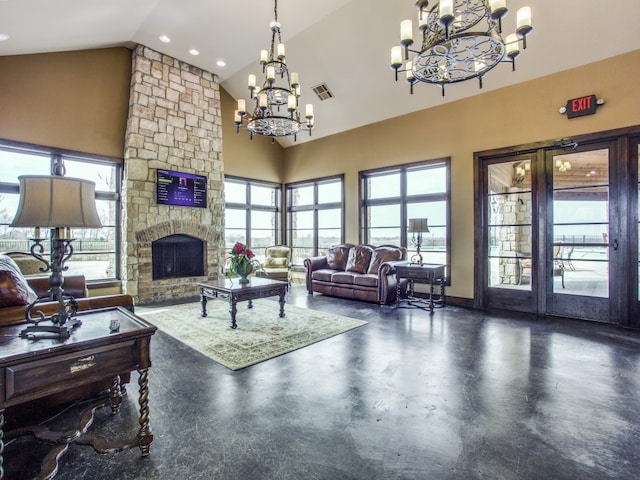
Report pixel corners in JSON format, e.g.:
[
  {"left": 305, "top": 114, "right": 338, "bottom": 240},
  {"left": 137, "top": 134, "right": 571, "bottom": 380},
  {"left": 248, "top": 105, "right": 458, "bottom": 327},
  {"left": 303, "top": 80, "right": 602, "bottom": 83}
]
[{"left": 565, "top": 94, "right": 598, "bottom": 118}]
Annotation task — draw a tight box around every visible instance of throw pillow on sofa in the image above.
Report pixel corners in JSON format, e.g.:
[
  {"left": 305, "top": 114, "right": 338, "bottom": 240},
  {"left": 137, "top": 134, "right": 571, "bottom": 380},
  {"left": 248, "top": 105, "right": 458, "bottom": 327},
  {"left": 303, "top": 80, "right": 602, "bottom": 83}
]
[
  {"left": 367, "top": 246, "right": 404, "bottom": 274},
  {"left": 326, "top": 244, "right": 353, "bottom": 270},
  {"left": 345, "top": 245, "right": 373, "bottom": 274},
  {"left": 0, "top": 254, "right": 38, "bottom": 307}
]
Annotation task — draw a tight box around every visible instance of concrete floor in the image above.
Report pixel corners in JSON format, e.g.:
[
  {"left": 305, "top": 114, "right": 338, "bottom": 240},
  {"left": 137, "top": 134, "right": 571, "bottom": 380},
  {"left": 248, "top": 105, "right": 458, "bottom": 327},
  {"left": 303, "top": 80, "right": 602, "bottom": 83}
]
[{"left": 6, "top": 285, "right": 640, "bottom": 479}]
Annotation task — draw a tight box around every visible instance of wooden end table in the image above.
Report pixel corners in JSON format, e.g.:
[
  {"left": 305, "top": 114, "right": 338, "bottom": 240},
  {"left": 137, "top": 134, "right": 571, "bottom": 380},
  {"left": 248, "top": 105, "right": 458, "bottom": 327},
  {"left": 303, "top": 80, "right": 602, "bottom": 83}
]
[
  {"left": 395, "top": 263, "right": 446, "bottom": 313},
  {"left": 199, "top": 276, "right": 288, "bottom": 329},
  {"left": 0, "top": 307, "right": 157, "bottom": 480}
]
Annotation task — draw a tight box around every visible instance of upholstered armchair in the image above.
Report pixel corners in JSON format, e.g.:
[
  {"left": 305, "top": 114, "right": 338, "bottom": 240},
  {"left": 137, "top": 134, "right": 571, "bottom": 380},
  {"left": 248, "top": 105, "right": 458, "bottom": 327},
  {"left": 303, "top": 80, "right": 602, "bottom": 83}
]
[{"left": 255, "top": 245, "right": 292, "bottom": 284}]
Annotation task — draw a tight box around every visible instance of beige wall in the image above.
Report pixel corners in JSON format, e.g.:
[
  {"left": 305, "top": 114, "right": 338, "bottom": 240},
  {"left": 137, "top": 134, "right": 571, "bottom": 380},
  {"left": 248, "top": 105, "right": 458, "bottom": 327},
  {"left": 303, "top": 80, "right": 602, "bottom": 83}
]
[
  {"left": 0, "top": 48, "right": 132, "bottom": 158},
  {"left": 283, "top": 50, "right": 640, "bottom": 299}
]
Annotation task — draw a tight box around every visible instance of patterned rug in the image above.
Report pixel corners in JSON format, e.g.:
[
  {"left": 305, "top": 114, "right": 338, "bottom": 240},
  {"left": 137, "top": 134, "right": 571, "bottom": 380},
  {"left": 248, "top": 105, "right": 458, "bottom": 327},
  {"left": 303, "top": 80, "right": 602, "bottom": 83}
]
[{"left": 136, "top": 299, "right": 367, "bottom": 371}]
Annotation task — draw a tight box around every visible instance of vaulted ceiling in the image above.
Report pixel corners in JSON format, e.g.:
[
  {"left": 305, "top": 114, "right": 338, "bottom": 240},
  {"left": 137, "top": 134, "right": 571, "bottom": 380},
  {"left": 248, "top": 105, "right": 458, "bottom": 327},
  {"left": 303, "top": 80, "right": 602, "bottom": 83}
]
[{"left": 1, "top": 0, "right": 639, "bottom": 148}]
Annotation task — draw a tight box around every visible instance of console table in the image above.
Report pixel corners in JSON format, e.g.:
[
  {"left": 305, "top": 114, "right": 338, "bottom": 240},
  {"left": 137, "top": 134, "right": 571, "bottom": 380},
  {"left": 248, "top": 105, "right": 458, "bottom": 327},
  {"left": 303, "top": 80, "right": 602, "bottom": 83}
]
[
  {"left": 395, "top": 263, "right": 446, "bottom": 312},
  {"left": 199, "top": 276, "right": 287, "bottom": 329},
  {"left": 0, "top": 307, "right": 157, "bottom": 479}
]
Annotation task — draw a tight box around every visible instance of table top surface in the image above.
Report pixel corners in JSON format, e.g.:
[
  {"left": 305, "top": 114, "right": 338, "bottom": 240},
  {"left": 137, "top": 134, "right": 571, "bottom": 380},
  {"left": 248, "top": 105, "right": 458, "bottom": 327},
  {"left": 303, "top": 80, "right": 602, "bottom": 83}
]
[
  {"left": 396, "top": 263, "right": 446, "bottom": 271},
  {"left": 199, "top": 276, "right": 288, "bottom": 293},
  {"left": 0, "top": 307, "right": 156, "bottom": 364}
]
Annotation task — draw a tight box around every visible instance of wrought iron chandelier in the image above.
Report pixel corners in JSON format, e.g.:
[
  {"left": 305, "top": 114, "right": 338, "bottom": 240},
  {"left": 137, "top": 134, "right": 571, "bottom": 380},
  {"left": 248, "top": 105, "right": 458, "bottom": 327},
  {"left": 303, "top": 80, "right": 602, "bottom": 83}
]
[
  {"left": 234, "top": 0, "right": 314, "bottom": 141},
  {"left": 390, "top": 0, "right": 533, "bottom": 96}
]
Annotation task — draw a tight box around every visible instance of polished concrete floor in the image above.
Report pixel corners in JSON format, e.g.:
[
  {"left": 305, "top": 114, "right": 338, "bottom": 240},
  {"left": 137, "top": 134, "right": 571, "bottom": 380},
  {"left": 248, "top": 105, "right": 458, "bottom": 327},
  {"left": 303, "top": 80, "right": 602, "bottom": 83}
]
[{"left": 6, "top": 285, "right": 640, "bottom": 479}]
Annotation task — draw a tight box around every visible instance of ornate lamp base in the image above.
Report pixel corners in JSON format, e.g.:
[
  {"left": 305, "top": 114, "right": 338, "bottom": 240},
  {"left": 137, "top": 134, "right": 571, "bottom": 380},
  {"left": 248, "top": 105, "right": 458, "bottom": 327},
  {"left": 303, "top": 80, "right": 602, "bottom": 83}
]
[{"left": 20, "top": 295, "right": 80, "bottom": 339}]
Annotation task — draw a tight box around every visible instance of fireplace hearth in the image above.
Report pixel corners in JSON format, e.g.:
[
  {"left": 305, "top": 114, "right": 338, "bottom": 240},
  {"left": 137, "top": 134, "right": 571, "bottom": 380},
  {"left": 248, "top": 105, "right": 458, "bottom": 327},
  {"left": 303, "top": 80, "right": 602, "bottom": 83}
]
[{"left": 152, "top": 234, "right": 205, "bottom": 280}]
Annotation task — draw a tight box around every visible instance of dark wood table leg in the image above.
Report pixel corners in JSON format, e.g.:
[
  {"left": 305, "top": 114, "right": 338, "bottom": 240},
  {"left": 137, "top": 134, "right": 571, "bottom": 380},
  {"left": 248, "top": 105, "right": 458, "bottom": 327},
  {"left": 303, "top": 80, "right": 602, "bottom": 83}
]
[
  {"left": 1, "top": 409, "right": 4, "bottom": 480},
  {"left": 229, "top": 296, "right": 238, "bottom": 329},
  {"left": 110, "top": 375, "right": 122, "bottom": 414},
  {"left": 429, "top": 278, "right": 435, "bottom": 313},
  {"left": 137, "top": 368, "right": 153, "bottom": 457},
  {"left": 278, "top": 290, "right": 286, "bottom": 318},
  {"left": 201, "top": 289, "right": 208, "bottom": 317},
  {"left": 247, "top": 299, "right": 253, "bottom": 309}
]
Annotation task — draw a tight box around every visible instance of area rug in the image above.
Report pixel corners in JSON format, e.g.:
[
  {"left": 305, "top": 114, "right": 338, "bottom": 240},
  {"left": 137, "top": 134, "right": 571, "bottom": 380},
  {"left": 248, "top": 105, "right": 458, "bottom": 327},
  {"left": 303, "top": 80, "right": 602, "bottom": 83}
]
[{"left": 136, "top": 300, "right": 367, "bottom": 371}]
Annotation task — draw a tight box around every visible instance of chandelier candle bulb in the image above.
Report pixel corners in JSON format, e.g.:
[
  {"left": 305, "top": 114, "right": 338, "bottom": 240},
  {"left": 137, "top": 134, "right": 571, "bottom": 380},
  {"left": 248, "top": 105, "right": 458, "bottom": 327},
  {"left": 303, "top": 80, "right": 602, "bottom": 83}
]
[
  {"left": 277, "top": 43, "right": 285, "bottom": 60},
  {"left": 506, "top": 33, "right": 520, "bottom": 59},
  {"left": 248, "top": 74, "right": 256, "bottom": 89},
  {"left": 234, "top": 110, "right": 242, "bottom": 124},
  {"left": 259, "top": 93, "right": 268, "bottom": 109},
  {"left": 516, "top": 6, "right": 532, "bottom": 41},
  {"left": 400, "top": 19, "right": 413, "bottom": 46},
  {"left": 288, "top": 95, "right": 297, "bottom": 111},
  {"left": 439, "top": 0, "right": 455, "bottom": 26},
  {"left": 305, "top": 104, "right": 314, "bottom": 119},
  {"left": 266, "top": 65, "right": 275, "bottom": 81},
  {"left": 260, "top": 50, "right": 268, "bottom": 64},
  {"left": 237, "top": 99, "right": 246, "bottom": 114},
  {"left": 290, "top": 71, "right": 299, "bottom": 87},
  {"left": 391, "top": 46, "right": 402, "bottom": 69},
  {"left": 489, "top": 0, "right": 507, "bottom": 18}
]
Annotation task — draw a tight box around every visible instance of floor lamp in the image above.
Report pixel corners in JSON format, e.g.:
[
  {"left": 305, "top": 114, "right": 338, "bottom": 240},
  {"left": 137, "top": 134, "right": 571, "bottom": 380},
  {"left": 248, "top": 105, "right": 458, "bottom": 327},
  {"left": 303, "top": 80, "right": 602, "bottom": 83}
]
[
  {"left": 10, "top": 175, "right": 102, "bottom": 338},
  {"left": 408, "top": 218, "right": 429, "bottom": 265}
]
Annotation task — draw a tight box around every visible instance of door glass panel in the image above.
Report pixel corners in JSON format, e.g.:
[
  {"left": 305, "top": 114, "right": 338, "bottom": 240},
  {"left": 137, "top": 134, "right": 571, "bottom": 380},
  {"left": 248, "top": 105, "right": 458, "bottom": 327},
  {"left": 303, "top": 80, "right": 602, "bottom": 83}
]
[
  {"left": 487, "top": 160, "right": 532, "bottom": 289},
  {"left": 552, "top": 149, "right": 609, "bottom": 297}
]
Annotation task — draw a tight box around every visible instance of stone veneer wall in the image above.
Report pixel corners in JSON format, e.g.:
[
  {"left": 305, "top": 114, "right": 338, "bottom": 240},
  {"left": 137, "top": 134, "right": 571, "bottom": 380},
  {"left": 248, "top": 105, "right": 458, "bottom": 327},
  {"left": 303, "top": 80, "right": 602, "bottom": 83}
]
[{"left": 122, "top": 45, "right": 225, "bottom": 304}]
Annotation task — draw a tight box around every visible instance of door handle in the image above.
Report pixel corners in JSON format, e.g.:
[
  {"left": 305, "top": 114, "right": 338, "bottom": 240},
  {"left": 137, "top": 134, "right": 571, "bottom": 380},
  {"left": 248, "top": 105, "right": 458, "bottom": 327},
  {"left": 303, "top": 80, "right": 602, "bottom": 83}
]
[{"left": 611, "top": 239, "right": 618, "bottom": 250}]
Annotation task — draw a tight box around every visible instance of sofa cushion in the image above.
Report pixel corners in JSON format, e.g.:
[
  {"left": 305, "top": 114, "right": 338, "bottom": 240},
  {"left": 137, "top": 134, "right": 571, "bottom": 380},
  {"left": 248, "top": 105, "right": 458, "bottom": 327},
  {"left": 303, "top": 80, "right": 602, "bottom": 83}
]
[
  {"left": 345, "top": 245, "right": 373, "bottom": 274},
  {"left": 353, "top": 274, "right": 379, "bottom": 288},
  {"left": 0, "top": 254, "right": 38, "bottom": 307},
  {"left": 326, "top": 244, "right": 352, "bottom": 270},
  {"left": 331, "top": 271, "right": 358, "bottom": 285},
  {"left": 311, "top": 269, "right": 335, "bottom": 282},
  {"left": 367, "top": 246, "right": 404, "bottom": 274}
]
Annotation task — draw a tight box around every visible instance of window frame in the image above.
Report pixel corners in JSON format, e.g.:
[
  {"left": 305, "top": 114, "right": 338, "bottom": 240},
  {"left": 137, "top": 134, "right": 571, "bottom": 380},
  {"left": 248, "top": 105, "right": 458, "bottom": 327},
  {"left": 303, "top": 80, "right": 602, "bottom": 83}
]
[
  {"left": 0, "top": 139, "right": 123, "bottom": 284},
  {"left": 359, "top": 158, "right": 451, "bottom": 282},
  {"left": 285, "top": 174, "right": 345, "bottom": 265},
  {"left": 223, "top": 175, "right": 283, "bottom": 259}
]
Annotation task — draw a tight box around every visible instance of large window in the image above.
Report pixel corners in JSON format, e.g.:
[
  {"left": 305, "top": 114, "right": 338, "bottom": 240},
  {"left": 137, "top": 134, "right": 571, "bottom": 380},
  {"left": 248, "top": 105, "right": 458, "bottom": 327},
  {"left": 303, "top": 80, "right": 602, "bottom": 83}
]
[
  {"left": 0, "top": 141, "right": 122, "bottom": 281},
  {"left": 360, "top": 159, "right": 450, "bottom": 274},
  {"left": 224, "top": 176, "right": 282, "bottom": 263},
  {"left": 286, "top": 176, "right": 344, "bottom": 265}
]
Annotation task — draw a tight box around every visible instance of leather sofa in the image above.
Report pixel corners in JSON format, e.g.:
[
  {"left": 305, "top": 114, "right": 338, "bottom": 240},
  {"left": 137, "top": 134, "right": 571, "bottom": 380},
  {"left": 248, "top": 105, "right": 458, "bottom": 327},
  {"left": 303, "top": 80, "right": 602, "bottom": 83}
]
[{"left": 304, "top": 244, "right": 406, "bottom": 304}]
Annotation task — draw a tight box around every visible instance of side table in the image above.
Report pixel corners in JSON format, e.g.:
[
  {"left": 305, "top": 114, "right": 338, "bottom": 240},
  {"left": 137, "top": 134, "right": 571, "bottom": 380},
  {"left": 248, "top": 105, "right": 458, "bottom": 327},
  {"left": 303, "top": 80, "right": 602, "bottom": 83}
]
[
  {"left": 0, "top": 307, "right": 157, "bottom": 479},
  {"left": 395, "top": 263, "right": 446, "bottom": 312}
]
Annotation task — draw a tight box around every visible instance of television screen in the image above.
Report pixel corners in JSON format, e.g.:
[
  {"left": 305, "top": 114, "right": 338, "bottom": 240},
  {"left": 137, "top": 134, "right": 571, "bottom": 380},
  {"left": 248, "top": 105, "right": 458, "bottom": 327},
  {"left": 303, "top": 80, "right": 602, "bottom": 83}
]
[{"left": 156, "top": 169, "right": 207, "bottom": 208}]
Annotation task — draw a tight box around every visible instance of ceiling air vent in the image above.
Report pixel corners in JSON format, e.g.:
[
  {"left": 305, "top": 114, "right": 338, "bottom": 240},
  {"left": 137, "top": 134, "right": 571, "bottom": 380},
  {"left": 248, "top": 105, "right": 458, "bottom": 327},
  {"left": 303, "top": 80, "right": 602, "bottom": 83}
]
[{"left": 312, "top": 83, "right": 334, "bottom": 101}]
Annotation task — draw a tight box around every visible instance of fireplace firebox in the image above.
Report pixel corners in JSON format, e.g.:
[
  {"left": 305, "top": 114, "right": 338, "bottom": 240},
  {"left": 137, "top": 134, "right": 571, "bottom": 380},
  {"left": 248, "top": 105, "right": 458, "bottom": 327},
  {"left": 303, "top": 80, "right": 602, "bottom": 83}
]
[{"left": 152, "top": 234, "right": 205, "bottom": 280}]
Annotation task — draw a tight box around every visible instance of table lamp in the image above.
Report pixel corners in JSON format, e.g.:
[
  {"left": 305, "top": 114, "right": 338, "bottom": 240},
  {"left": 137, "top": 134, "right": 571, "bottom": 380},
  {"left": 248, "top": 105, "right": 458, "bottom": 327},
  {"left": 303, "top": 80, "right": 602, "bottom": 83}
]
[
  {"left": 408, "top": 218, "right": 429, "bottom": 265},
  {"left": 10, "top": 175, "right": 102, "bottom": 338}
]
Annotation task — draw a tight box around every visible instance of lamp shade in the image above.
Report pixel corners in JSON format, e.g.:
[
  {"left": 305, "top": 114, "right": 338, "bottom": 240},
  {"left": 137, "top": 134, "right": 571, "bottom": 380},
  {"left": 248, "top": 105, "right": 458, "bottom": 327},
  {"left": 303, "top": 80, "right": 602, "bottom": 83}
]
[
  {"left": 408, "top": 218, "right": 429, "bottom": 233},
  {"left": 10, "top": 175, "right": 102, "bottom": 228}
]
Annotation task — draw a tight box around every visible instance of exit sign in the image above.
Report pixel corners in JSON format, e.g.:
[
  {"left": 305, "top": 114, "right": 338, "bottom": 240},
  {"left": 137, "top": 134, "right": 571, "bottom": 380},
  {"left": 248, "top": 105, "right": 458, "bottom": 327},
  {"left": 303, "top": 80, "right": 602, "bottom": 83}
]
[{"left": 565, "top": 94, "right": 598, "bottom": 118}]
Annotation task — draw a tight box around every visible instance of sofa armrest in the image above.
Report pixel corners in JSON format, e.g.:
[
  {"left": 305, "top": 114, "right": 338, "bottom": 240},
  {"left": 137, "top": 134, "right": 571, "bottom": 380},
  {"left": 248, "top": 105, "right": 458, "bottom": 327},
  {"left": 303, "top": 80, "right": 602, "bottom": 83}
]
[
  {"left": 0, "top": 294, "right": 135, "bottom": 328},
  {"left": 377, "top": 260, "right": 407, "bottom": 305},
  {"left": 304, "top": 256, "right": 329, "bottom": 293}
]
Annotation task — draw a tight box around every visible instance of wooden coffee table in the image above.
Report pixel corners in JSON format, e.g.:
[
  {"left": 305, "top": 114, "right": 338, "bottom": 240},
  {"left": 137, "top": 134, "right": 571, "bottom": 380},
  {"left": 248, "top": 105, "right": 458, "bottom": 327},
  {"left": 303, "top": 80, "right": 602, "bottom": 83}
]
[{"left": 199, "top": 276, "right": 287, "bottom": 329}]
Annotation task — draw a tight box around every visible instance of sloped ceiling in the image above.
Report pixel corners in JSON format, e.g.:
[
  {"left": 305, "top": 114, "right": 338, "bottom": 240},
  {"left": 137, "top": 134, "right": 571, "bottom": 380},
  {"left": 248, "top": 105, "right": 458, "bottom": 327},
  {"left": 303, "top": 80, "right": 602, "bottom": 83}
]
[{"left": 1, "top": 0, "right": 639, "bottom": 147}]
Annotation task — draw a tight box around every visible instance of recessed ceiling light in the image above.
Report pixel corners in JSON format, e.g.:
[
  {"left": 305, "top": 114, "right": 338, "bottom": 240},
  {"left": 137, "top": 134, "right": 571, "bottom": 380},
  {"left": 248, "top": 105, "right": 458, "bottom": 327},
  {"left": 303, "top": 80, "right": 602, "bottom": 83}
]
[
  {"left": 216, "top": 60, "right": 226, "bottom": 67},
  {"left": 159, "top": 34, "right": 171, "bottom": 43},
  {"left": 0, "top": 34, "right": 9, "bottom": 42},
  {"left": 189, "top": 49, "right": 200, "bottom": 56}
]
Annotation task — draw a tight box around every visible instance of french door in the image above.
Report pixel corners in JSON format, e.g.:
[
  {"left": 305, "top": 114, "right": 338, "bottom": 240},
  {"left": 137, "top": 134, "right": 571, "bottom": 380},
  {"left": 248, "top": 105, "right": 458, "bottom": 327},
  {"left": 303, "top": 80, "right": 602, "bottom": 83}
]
[{"left": 476, "top": 127, "right": 639, "bottom": 327}]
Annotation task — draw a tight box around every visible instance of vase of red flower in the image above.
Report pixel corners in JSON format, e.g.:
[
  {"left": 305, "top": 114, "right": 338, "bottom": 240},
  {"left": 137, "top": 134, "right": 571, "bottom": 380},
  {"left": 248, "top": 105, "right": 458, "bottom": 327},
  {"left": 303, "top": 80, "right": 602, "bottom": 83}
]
[{"left": 229, "top": 242, "right": 262, "bottom": 284}]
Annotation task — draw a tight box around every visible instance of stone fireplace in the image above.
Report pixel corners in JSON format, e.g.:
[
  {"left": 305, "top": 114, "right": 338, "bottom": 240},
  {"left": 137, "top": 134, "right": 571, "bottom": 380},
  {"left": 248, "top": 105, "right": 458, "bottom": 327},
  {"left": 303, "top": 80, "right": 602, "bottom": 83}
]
[{"left": 122, "top": 45, "right": 225, "bottom": 304}]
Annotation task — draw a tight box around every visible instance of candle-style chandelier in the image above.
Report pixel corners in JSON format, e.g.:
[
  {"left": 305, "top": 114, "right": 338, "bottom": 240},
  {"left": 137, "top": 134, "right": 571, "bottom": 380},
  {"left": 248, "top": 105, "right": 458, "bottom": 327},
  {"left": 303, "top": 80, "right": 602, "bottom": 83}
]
[
  {"left": 234, "top": 0, "right": 314, "bottom": 141},
  {"left": 390, "top": 0, "right": 533, "bottom": 96}
]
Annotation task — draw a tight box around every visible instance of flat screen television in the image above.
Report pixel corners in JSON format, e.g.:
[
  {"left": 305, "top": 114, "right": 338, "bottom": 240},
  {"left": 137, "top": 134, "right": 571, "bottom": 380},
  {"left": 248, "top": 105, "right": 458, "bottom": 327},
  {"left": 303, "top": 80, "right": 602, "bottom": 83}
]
[{"left": 156, "top": 169, "right": 207, "bottom": 208}]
